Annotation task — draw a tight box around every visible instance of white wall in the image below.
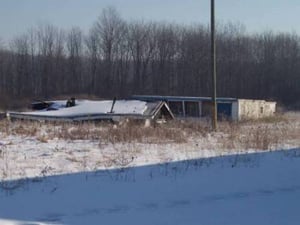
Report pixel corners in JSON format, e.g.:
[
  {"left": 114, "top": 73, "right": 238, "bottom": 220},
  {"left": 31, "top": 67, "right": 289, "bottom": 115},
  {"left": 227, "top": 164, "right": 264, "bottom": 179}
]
[{"left": 238, "top": 99, "right": 276, "bottom": 120}]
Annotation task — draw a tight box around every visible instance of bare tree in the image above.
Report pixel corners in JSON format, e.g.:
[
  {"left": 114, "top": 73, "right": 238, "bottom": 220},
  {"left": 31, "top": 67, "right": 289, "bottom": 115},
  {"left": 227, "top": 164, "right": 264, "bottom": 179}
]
[
  {"left": 10, "top": 34, "right": 30, "bottom": 97},
  {"left": 127, "top": 21, "right": 157, "bottom": 93},
  {"left": 92, "top": 6, "right": 126, "bottom": 96},
  {"left": 1, "top": 17, "right": 300, "bottom": 109},
  {"left": 86, "top": 27, "right": 100, "bottom": 94},
  {"left": 66, "top": 27, "right": 83, "bottom": 93}
]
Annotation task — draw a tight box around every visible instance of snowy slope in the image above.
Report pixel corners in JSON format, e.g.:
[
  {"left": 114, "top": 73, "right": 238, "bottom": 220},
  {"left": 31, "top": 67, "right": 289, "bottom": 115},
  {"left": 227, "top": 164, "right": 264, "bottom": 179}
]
[{"left": 1, "top": 148, "right": 300, "bottom": 225}]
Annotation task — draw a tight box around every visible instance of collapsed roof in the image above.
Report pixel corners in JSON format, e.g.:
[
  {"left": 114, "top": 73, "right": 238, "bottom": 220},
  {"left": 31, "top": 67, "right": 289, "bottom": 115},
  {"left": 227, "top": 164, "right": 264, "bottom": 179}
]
[{"left": 7, "top": 99, "right": 174, "bottom": 122}]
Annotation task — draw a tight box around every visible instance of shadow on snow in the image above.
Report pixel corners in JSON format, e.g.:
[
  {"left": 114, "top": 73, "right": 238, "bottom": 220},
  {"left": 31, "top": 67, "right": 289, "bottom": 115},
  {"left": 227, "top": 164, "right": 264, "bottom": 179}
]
[{"left": 1, "top": 147, "right": 300, "bottom": 225}]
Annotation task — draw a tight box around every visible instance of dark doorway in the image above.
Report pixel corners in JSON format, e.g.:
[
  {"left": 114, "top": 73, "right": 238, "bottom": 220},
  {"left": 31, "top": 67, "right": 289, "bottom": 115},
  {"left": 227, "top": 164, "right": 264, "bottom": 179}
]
[{"left": 217, "top": 103, "right": 232, "bottom": 119}]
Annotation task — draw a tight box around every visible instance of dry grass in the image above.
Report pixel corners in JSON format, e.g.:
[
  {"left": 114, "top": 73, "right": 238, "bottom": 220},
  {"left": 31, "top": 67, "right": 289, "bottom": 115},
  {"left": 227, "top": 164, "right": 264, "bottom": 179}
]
[
  {"left": 0, "top": 113, "right": 299, "bottom": 151},
  {"left": 217, "top": 114, "right": 300, "bottom": 151},
  {"left": 227, "top": 124, "right": 279, "bottom": 150},
  {"left": 0, "top": 120, "right": 10, "bottom": 134},
  {"left": 102, "top": 143, "right": 139, "bottom": 168},
  {"left": 99, "top": 122, "right": 187, "bottom": 144}
]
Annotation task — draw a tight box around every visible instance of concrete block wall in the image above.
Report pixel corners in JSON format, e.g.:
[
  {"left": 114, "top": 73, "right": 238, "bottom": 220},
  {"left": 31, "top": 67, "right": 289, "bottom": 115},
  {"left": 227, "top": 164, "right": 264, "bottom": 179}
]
[{"left": 237, "top": 99, "right": 276, "bottom": 120}]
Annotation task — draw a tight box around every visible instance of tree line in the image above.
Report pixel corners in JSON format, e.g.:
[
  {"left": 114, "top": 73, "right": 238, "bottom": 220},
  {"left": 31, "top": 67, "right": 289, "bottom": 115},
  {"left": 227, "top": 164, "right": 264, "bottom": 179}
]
[{"left": 0, "top": 7, "right": 299, "bottom": 109}]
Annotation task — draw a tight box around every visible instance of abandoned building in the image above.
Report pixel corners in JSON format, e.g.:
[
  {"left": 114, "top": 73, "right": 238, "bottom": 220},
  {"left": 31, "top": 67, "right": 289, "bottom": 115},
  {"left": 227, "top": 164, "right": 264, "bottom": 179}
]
[
  {"left": 132, "top": 95, "right": 276, "bottom": 121},
  {"left": 7, "top": 99, "right": 174, "bottom": 123},
  {"left": 6, "top": 95, "right": 276, "bottom": 122}
]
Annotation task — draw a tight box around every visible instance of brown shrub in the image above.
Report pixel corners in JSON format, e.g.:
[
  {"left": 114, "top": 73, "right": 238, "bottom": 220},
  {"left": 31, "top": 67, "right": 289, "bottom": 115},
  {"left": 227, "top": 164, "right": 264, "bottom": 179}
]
[
  {"left": 1, "top": 112, "right": 299, "bottom": 151},
  {"left": 242, "top": 125, "right": 274, "bottom": 150},
  {"left": 99, "top": 122, "right": 187, "bottom": 144}
]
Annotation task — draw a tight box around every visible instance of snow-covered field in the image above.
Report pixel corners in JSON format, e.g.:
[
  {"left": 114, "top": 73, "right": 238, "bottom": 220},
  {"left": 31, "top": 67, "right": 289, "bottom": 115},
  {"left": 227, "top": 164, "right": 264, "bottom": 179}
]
[
  {"left": 1, "top": 148, "right": 300, "bottom": 225},
  {"left": 0, "top": 132, "right": 251, "bottom": 181},
  {"left": 0, "top": 127, "right": 298, "bottom": 181},
  {"left": 1, "top": 114, "right": 299, "bottom": 181},
  {"left": 0, "top": 114, "right": 299, "bottom": 225}
]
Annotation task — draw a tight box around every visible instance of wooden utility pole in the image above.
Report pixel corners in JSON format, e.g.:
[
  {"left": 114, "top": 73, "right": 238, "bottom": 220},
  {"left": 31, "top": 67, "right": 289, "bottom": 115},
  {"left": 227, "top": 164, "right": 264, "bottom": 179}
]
[{"left": 211, "top": 0, "right": 217, "bottom": 130}]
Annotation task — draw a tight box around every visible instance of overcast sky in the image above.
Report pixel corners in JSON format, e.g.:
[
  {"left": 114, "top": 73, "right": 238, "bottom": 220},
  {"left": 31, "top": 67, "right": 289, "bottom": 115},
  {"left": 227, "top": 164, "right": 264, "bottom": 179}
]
[{"left": 0, "top": 0, "right": 299, "bottom": 42}]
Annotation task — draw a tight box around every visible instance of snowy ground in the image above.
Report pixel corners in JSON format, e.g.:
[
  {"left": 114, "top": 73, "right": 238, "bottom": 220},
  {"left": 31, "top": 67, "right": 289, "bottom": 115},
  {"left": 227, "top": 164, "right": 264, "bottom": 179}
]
[
  {"left": 0, "top": 130, "right": 297, "bottom": 181},
  {"left": 1, "top": 148, "right": 300, "bottom": 225},
  {"left": 0, "top": 114, "right": 299, "bottom": 224}
]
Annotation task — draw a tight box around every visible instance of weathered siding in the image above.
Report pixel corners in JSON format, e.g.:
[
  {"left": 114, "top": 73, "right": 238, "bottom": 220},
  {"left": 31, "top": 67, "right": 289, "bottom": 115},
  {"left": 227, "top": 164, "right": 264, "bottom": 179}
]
[{"left": 238, "top": 99, "right": 276, "bottom": 120}]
